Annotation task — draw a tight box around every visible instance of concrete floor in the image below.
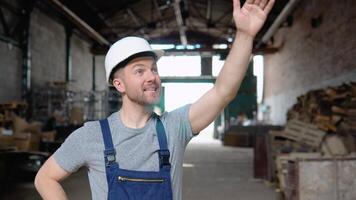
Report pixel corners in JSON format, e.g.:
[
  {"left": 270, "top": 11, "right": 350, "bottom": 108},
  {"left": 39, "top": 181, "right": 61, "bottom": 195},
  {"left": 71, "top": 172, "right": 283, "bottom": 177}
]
[
  {"left": 183, "top": 135, "right": 276, "bottom": 200},
  {"left": 1, "top": 135, "right": 276, "bottom": 200}
]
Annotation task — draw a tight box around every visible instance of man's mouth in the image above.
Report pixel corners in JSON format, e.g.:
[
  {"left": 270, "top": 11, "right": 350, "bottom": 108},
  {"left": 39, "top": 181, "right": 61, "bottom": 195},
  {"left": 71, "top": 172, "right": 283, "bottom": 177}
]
[{"left": 143, "top": 87, "right": 158, "bottom": 92}]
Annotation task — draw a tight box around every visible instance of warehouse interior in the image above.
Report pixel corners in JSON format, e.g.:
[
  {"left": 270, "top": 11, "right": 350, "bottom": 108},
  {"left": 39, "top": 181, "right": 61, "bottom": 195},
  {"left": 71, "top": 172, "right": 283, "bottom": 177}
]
[{"left": 0, "top": 0, "right": 355, "bottom": 199}]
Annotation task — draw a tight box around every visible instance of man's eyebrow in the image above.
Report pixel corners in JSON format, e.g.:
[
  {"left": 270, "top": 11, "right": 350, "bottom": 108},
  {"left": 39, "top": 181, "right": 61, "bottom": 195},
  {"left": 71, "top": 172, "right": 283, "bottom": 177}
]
[
  {"left": 132, "top": 63, "right": 146, "bottom": 68},
  {"left": 132, "top": 63, "right": 157, "bottom": 69}
]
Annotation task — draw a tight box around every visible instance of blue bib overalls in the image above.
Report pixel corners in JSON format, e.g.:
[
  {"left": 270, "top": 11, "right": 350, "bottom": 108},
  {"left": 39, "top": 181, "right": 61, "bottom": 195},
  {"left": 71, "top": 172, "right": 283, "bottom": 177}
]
[{"left": 99, "top": 115, "right": 173, "bottom": 200}]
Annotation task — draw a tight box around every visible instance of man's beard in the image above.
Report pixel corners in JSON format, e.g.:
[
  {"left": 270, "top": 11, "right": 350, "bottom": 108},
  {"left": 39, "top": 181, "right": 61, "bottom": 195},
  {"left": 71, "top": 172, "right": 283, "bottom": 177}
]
[{"left": 126, "top": 86, "right": 161, "bottom": 106}]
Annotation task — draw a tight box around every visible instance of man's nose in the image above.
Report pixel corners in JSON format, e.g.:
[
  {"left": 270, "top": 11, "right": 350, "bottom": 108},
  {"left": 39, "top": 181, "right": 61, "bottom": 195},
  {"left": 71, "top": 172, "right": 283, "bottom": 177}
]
[{"left": 146, "top": 70, "right": 156, "bottom": 81}]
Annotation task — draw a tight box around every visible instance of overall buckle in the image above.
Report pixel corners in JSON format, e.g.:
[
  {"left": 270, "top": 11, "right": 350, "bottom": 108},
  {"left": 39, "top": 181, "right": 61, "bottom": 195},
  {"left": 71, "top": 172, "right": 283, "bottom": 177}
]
[
  {"left": 159, "top": 150, "right": 171, "bottom": 168},
  {"left": 104, "top": 149, "right": 116, "bottom": 166}
]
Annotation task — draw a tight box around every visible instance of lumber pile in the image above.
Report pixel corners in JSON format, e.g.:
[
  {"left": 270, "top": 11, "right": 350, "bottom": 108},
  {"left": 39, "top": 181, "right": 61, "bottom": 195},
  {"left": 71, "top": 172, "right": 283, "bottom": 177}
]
[
  {"left": 287, "top": 82, "right": 356, "bottom": 135},
  {"left": 282, "top": 82, "right": 356, "bottom": 155},
  {"left": 269, "top": 82, "right": 356, "bottom": 199}
]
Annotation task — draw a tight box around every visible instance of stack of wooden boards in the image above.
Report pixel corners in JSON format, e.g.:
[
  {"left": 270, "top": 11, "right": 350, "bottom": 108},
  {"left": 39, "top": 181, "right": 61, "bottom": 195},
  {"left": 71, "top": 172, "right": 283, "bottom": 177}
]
[
  {"left": 287, "top": 82, "right": 356, "bottom": 146},
  {"left": 268, "top": 82, "right": 356, "bottom": 199},
  {"left": 0, "top": 102, "right": 57, "bottom": 152}
]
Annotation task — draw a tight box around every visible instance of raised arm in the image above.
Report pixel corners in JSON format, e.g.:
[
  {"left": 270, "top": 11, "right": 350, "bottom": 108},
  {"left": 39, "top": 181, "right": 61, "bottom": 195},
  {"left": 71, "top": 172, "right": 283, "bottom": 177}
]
[
  {"left": 34, "top": 156, "right": 71, "bottom": 200},
  {"left": 189, "top": 0, "right": 275, "bottom": 133}
]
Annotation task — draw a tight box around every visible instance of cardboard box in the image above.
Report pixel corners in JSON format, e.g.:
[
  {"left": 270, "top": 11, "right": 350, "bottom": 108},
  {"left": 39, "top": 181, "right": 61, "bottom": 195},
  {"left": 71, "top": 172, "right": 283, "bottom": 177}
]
[
  {"left": 69, "top": 107, "right": 84, "bottom": 125},
  {"left": 41, "top": 130, "right": 57, "bottom": 142},
  {"left": 13, "top": 115, "right": 41, "bottom": 134},
  {"left": 14, "top": 132, "right": 40, "bottom": 151},
  {"left": 0, "top": 134, "right": 14, "bottom": 147}
]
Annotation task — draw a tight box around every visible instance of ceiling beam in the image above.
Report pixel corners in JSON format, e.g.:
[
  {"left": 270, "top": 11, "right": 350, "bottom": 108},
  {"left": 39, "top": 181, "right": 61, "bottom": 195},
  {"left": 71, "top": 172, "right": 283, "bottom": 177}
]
[
  {"left": 0, "top": 1, "right": 22, "bottom": 15},
  {"left": 0, "top": 7, "right": 10, "bottom": 36},
  {"left": 84, "top": 0, "right": 118, "bottom": 39},
  {"left": 190, "top": 1, "right": 205, "bottom": 20},
  {"left": 214, "top": 7, "right": 232, "bottom": 25},
  {"left": 126, "top": 8, "right": 149, "bottom": 38},
  {"left": 102, "top": 0, "right": 143, "bottom": 21},
  {"left": 173, "top": 0, "right": 187, "bottom": 45},
  {"left": 206, "top": 0, "right": 212, "bottom": 22},
  {"left": 153, "top": 0, "right": 162, "bottom": 18},
  {"left": 48, "top": 0, "right": 110, "bottom": 46}
]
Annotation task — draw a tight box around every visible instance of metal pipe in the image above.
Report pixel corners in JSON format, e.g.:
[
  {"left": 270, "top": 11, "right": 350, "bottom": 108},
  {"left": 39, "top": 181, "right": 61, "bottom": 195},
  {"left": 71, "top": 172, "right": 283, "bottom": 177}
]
[{"left": 257, "top": 0, "right": 302, "bottom": 48}]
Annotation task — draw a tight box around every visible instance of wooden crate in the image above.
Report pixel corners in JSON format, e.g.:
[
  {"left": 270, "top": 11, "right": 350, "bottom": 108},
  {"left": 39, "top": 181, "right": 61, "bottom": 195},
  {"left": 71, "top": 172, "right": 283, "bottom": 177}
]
[
  {"left": 283, "top": 119, "right": 326, "bottom": 147},
  {"left": 283, "top": 157, "right": 356, "bottom": 200},
  {"left": 275, "top": 153, "right": 321, "bottom": 192}
]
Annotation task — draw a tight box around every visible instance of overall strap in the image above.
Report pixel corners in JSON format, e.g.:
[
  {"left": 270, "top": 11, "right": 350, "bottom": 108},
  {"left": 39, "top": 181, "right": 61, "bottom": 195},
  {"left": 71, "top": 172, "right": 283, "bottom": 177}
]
[
  {"left": 99, "top": 119, "right": 117, "bottom": 166},
  {"left": 154, "top": 114, "right": 171, "bottom": 171}
]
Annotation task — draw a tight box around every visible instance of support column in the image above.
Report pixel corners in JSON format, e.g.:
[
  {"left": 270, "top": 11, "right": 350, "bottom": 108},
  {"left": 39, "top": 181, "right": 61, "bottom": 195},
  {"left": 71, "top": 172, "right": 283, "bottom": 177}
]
[
  {"left": 21, "top": 0, "right": 35, "bottom": 100},
  {"left": 201, "top": 54, "right": 212, "bottom": 76},
  {"left": 92, "top": 55, "right": 96, "bottom": 91},
  {"left": 65, "top": 26, "right": 72, "bottom": 82}
]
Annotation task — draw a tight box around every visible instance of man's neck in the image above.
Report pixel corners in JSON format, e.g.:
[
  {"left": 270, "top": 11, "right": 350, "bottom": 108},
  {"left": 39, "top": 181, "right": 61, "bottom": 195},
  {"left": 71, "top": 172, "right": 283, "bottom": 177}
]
[{"left": 119, "top": 100, "right": 153, "bottom": 129}]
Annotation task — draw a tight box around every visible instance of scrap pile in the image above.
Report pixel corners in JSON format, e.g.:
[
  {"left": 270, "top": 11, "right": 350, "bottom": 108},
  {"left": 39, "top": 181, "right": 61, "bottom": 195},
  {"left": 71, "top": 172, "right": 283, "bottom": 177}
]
[{"left": 268, "top": 82, "right": 356, "bottom": 199}]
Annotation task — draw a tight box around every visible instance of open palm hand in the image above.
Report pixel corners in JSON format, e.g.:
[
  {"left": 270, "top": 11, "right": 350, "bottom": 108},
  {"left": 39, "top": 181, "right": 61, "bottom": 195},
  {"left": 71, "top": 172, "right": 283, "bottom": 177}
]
[{"left": 233, "top": 0, "right": 275, "bottom": 38}]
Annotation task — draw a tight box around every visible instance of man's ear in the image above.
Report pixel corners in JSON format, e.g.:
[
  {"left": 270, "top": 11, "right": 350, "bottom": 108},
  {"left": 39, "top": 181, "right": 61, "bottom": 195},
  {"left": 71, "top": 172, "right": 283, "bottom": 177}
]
[{"left": 112, "top": 77, "right": 125, "bottom": 93}]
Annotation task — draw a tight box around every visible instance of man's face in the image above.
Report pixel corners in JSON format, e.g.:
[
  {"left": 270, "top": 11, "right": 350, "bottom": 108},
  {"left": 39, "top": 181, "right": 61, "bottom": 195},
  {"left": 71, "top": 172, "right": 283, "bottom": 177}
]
[{"left": 113, "top": 56, "right": 161, "bottom": 106}]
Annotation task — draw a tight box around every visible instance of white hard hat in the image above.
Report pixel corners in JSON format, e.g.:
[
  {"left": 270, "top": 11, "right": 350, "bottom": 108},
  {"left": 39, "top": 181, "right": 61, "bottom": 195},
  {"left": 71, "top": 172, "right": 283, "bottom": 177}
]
[{"left": 104, "top": 36, "right": 164, "bottom": 85}]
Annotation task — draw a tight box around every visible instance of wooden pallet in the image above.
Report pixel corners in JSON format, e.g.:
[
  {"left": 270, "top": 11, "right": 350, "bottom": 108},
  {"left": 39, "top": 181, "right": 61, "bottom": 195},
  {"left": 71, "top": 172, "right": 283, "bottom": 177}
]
[
  {"left": 282, "top": 119, "right": 326, "bottom": 147},
  {"left": 0, "top": 101, "right": 27, "bottom": 110}
]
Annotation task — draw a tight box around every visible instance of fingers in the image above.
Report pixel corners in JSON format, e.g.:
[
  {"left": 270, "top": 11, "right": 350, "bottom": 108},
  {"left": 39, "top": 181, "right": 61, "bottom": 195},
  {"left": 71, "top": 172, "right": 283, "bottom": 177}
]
[
  {"left": 245, "top": 0, "right": 273, "bottom": 11},
  {"left": 233, "top": 0, "right": 240, "bottom": 9},
  {"left": 243, "top": 4, "right": 254, "bottom": 12},
  {"left": 254, "top": 0, "right": 261, "bottom": 6},
  {"left": 263, "top": 0, "right": 275, "bottom": 14},
  {"left": 259, "top": 0, "right": 268, "bottom": 9}
]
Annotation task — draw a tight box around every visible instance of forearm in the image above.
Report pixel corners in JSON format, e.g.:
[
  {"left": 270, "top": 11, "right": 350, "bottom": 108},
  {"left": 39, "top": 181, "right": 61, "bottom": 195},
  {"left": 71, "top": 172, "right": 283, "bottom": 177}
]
[
  {"left": 215, "top": 32, "right": 253, "bottom": 102},
  {"left": 35, "top": 173, "right": 68, "bottom": 200}
]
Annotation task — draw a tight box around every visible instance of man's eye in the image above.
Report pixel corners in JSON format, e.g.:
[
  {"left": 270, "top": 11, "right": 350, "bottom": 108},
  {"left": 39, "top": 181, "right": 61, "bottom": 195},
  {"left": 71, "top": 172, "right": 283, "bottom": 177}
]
[
  {"left": 135, "top": 69, "right": 143, "bottom": 74},
  {"left": 152, "top": 68, "right": 158, "bottom": 74}
]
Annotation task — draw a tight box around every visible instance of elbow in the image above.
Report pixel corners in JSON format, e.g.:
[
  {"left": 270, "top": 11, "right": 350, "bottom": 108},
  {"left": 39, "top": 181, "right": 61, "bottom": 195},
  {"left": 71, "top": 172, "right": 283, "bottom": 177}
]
[
  {"left": 34, "top": 167, "right": 48, "bottom": 192},
  {"left": 214, "top": 82, "right": 238, "bottom": 102},
  {"left": 34, "top": 171, "right": 42, "bottom": 190},
  {"left": 225, "top": 91, "right": 237, "bottom": 103},
  {"left": 215, "top": 86, "right": 237, "bottom": 104}
]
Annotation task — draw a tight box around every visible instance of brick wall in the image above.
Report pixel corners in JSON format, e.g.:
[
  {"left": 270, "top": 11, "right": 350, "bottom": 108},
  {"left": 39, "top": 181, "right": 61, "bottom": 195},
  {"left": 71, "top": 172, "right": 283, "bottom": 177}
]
[
  {"left": 30, "top": 8, "right": 66, "bottom": 89},
  {"left": 0, "top": 6, "right": 107, "bottom": 103},
  {"left": 0, "top": 42, "right": 22, "bottom": 103},
  {"left": 264, "top": 0, "right": 356, "bottom": 125}
]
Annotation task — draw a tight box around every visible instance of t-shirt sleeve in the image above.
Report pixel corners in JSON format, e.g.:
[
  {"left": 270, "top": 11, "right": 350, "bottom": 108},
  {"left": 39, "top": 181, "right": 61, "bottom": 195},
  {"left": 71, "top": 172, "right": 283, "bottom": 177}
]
[
  {"left": 164, "top": 104, "right": 195, "bottom": 146},
  {"left": 53, "top": 126, "right": 87, "bottom": 173}
]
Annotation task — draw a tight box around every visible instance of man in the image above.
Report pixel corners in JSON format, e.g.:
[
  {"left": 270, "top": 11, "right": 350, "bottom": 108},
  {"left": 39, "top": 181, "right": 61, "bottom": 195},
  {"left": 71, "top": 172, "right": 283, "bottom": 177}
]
[{"left": 34, "top": 0, "right": 275, "bottom": 199}]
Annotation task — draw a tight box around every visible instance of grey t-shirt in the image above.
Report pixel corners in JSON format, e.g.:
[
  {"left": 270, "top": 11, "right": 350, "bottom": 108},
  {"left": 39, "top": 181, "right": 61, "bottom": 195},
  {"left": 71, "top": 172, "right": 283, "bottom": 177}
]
[{"left": 53, "top": 104, "right": 194, "bottom": 200}]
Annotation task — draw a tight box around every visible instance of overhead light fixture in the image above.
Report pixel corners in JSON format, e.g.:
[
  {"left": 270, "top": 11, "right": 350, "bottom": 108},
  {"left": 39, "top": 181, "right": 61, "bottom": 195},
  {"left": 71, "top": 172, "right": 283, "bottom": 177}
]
[
  {"left": 151, "top": 44, "right": 175, "bottom": 50},
  {"left": 186, "top": 45, "right": 195, "bottom": 50},
  {"left": 175, "top": 45, "right": 185, "bottom": 50},
  {"left": 212, "top": 44, "right": 228, "bottom": 49}
]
